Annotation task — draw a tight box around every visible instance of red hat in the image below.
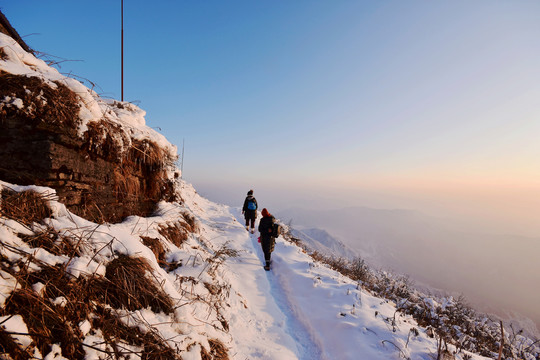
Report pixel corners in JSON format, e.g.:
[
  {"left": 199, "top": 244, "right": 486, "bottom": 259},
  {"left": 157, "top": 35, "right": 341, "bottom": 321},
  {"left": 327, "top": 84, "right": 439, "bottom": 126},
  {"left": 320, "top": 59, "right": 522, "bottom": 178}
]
[{"left": 261, "top": 208, "right": 270, "bottom": 217}]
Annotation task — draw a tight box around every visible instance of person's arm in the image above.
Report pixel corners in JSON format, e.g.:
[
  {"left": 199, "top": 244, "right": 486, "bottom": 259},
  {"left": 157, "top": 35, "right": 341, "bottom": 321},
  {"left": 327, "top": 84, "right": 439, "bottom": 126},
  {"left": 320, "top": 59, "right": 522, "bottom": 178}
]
[{"left": 242, "top": 198, "right": 247, "bottom": 213}]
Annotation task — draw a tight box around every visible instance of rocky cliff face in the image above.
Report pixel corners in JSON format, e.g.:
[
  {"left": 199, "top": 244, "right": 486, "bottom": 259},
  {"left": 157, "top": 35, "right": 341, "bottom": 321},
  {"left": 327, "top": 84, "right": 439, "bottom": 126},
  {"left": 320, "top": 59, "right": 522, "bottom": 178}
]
[{"left": 0, "top": 33, "right": 178, "bottom": 223}]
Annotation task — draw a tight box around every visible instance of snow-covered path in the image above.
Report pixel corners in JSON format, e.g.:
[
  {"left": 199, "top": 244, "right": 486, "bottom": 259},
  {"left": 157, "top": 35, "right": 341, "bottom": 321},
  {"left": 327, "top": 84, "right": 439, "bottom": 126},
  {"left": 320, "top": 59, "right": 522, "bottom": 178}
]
[
  {"left": 244, "top": 217, "right": 324, "bottom": 360},
  {"left": 207, "top": 206, "right": 323, "bottom": 359},
  {"left": 184, "top": 187, "right": 488, "bottom": 360}
]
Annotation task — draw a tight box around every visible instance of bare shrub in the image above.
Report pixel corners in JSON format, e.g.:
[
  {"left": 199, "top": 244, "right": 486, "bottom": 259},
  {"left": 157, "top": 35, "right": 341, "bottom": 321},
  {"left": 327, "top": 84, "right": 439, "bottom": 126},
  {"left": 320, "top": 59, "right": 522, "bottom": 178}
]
[
  {"left": 310, "top": 252, "right": 372, "bottom": 285},
  {"left": 349, "top": 257, "right": 371, "bottom": 283},
  {"left": 0, "top": 188, "right": 53, "bottom": 225},
  {"left": 201, "top": 243, "right": 240, "bottom": 278}
]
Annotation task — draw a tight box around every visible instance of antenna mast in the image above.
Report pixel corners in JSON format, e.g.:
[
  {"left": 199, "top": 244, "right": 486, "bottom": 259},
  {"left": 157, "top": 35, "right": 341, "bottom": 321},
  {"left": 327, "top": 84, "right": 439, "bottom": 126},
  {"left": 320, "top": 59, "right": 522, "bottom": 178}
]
[{"left": 121, "top": 0, "right": 124, "bottom": 101}]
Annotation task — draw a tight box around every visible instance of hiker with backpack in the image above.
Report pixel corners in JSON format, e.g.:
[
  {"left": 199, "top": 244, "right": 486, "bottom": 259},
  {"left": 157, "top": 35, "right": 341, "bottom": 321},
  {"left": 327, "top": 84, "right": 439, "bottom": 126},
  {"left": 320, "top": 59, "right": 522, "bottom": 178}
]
[
  {"left": 258, "top": 208, "right": 281, "bottom": 271},
  {"left": 242, "top": 189, "right": 258, "bottom": 234}
]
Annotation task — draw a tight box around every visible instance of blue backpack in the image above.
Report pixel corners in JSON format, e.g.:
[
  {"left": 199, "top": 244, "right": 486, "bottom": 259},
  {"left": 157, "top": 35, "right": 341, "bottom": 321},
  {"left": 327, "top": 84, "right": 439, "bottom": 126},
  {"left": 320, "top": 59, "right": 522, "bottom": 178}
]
[{"left": 247, "top": 200, "right": 257, "bottom": 210}]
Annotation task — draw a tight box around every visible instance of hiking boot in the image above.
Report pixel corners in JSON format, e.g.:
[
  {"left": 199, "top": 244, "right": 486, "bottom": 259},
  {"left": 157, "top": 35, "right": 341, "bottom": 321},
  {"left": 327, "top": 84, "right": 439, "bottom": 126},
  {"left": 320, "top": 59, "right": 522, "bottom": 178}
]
[
  {"left": 251, "top": 228, "right": 254, "bottom": 234},
  {"left": 246, "top": 226, "right": 249, "bottom": 231},
  {"left": 264, "top": 264, "right": 270, "bottom": 271}
]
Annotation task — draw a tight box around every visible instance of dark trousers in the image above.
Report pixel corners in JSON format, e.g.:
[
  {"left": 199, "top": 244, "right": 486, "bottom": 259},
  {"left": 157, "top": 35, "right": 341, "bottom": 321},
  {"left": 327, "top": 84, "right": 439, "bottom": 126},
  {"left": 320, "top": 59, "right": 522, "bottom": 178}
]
[
  {"left": 261, "top": 237, "right": 275, "bottom": 264},
  {"left": 245, "top": 211, "right": 256, "bottom": 228}
]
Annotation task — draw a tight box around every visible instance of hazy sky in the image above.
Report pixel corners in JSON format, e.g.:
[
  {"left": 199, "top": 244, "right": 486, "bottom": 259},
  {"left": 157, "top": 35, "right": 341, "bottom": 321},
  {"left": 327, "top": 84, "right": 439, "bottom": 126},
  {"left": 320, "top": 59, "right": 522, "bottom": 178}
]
[{"left": 3, "top": 1, "right": 540, "bottom": 236}]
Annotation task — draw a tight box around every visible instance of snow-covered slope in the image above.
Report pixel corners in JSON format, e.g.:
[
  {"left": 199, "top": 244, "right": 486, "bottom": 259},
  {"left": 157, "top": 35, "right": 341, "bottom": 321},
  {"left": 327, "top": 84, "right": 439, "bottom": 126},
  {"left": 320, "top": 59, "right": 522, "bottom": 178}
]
[
  {"left": 289, "top": 227, "right": 355, "bottom": 260},
  {"left": 1, "top": 179, "right": 494, "bottom": 360}
]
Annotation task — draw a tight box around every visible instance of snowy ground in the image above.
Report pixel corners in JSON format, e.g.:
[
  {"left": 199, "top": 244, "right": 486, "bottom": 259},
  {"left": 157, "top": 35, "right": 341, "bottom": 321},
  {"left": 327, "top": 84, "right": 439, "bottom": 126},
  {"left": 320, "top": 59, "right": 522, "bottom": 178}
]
[{"left": 182, "top": 184, "right": 489, "bottom": 360}]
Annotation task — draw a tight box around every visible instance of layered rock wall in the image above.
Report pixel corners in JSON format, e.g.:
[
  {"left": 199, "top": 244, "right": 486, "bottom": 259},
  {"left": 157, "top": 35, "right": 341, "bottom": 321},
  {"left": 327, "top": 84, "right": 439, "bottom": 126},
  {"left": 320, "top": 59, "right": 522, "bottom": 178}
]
[{"left": 0, "top": 74, "right": 177, "bottom": 223}]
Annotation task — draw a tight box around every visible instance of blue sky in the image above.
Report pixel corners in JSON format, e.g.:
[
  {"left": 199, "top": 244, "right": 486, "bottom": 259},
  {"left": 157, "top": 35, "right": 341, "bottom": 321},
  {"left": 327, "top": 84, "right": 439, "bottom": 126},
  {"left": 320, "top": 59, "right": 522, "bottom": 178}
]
[{"left": 3, "top": 1, "right": 540, "bottom": 235}]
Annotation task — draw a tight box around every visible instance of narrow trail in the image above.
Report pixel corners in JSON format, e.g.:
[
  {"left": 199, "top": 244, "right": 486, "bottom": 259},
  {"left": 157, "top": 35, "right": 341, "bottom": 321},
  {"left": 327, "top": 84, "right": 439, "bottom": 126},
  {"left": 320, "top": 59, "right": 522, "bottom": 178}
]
[
  {"left": 233, "top": 209, "right": 324, "bottom": 360},
  {"left": 251, "top": 234, "right": 325, "bottom": 360}
]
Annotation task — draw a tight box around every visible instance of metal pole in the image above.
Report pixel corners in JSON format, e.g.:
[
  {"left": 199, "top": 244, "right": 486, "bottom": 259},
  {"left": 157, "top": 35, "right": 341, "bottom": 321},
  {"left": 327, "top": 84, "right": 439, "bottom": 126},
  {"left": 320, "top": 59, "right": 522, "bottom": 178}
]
[{"left": 121, "top": 0, "right": 124, "bottom": 101}]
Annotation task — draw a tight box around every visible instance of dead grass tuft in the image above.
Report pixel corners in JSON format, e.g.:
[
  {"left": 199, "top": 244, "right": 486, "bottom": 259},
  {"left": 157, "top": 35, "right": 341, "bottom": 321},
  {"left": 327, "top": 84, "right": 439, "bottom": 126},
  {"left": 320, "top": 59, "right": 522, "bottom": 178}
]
[
  {"left": 104, "top": 255, "right": 174, "bottom": 314},
  {"left": 140, "top": 235, "right": 182, "bottom": 270},
  {"left": 200, "top": 339, "right": 229, "bottom": 360},
  {"left": 0, "top": 188, "right": 53, "bottom": 225},
  {"left": 0, "top": 48, "right": 8, "bottom": 61},
  {"left": 201, "top": 243, "right": 240, "bottom": 280},
  {"left": 158, "top": 221, "right": 190, "bottom": 247},
  {"left": 0, "top": 73, "right": 80, "bottom": 128},
  {"left": 18, "top": 227, "right": 79, "bottom": 257},
  {"left": 0, "top": 256, "right": 182, "bottom": 359},
  {"left": 3, "top": 286, "right": 86, "bottom": 359},
  {"left": 141, "top": 236, "right": 166, "bottom": 265},
  {"left": 92, "top": 307, "right": 181, "bottom": 360},
  {"left": 0, "top": 326, "right": 31, "bottom": 359},
  {"left": 204, "top": 282, "right": 220, "bottom": 296},
  {"left": 212, "top": 246, "right": 240, "bottom": 259},
  {"left": 181, "top": 212, "right": 197, "bottom": 232}
]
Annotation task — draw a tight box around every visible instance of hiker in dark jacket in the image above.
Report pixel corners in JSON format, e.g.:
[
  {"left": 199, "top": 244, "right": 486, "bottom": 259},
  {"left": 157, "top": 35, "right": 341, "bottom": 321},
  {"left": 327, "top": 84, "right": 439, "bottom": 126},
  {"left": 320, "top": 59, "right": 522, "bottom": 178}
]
[
  {"left": 242, "top": 189, "right": 258, "bottom": 234},
  {"left": 258, "top": 208, "right": 276, "bottom": 271}
]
